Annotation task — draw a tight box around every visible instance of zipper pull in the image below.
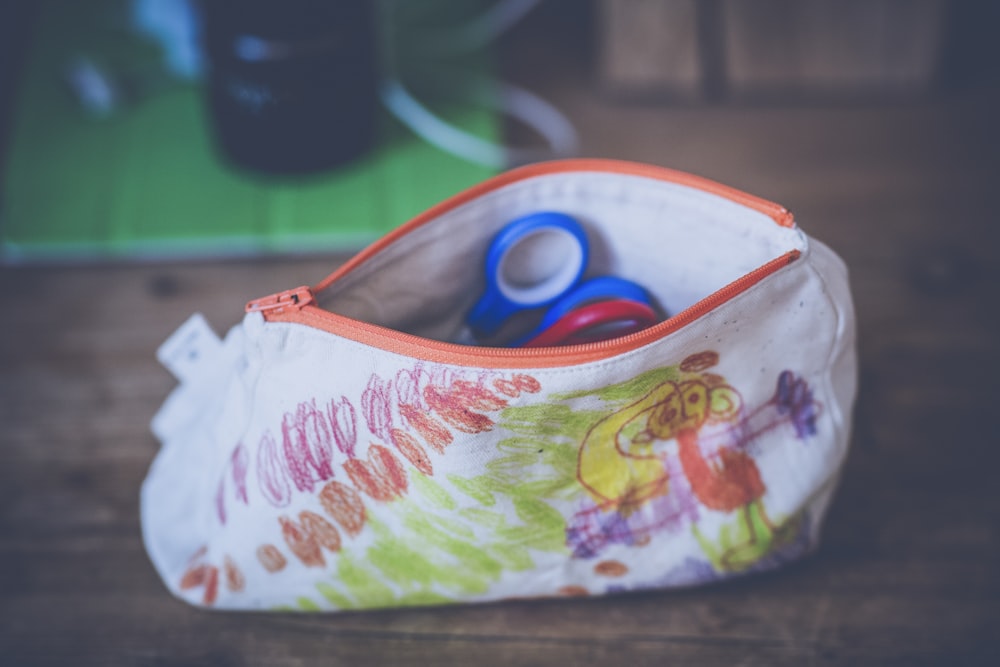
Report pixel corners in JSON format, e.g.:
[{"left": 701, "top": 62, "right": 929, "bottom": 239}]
[{"left": 245, "top": 285, "right": 315, "bottom": 314}]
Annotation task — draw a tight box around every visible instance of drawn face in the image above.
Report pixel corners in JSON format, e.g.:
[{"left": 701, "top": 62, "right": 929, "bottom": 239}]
[{"left": 642, "top": 379, "right": 742, "bottom": 442}]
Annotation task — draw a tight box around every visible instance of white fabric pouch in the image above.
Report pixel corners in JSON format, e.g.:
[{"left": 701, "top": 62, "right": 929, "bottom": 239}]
[{"left": 142, "top": 159, "right": 857, "bottom": 610}]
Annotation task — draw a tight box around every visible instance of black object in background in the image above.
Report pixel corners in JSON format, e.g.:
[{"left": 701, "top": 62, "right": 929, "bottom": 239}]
[{"left": 200, "top": 0, "right": 378, "bottom": 176}]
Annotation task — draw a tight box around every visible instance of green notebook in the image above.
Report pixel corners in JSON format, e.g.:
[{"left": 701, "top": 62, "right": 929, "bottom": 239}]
[{"left": 1, "top": 0, "right": 498, "bottom": 262}]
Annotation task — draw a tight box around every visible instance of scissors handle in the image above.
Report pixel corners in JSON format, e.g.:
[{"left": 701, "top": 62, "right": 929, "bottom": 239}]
[
  {"left": 466, "top": 212, "right": 589, "bottom": 337},
  {"left": 522, "top": 299, "right": 659, "bottom": 348},
  {"left": 507, "top": 275, "right": 653, "bottom": 347},
  {"left": 466, "top": 291, "right": 521, "bottom": 338}
]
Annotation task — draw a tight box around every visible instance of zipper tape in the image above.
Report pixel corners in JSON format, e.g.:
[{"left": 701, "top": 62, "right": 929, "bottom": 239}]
[{"left": 245, "top": 159, "right": 800, "bottom": 368}]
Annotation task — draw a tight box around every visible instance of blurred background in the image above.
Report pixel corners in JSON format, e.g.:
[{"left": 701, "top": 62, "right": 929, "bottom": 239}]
[{"left": 1, "top": 0, "right": 997, "bottom": 262}]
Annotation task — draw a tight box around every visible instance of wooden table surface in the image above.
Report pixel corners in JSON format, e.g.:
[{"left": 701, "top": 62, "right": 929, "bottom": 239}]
[{"left": 3, "top": 11, "right": 999, "bottom": 667}]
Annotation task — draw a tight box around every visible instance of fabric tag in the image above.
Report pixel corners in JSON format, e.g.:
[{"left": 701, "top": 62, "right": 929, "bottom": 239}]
[{"left": 156, "top": 313, "right": 223, "bottom": 384}]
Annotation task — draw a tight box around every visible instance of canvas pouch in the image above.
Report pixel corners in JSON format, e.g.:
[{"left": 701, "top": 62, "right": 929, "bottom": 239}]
[{"left": 141, "top": 159, "right": 857, "bottom": 610}]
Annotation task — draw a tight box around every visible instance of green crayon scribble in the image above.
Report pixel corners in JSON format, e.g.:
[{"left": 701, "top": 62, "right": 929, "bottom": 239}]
[
  {"left": 459, "top": 507, "right": 508, "bottom": 529},
  {"left": 316, "top": 581, "right": 354, "bottom": 610},
  {"left": 553, "top": 365, "right": 680, "bottom": 403},
  {"left": 411, "top": 470, "right": 457, "bottom": 510},
  {"left": 447, "top": 473, "right": 498, "bottom": 506},
  {"left": 500, "top": 404, "right": 606, "bottom": 442},
  {"left": 337, "top": 554, "right": 397, "bottom": 608},
  {"left": 367, "top": 537, "right": 439, "bottom": 589},
  {"left": 295, "top": 596, "right": 321, "bottom": 611}
]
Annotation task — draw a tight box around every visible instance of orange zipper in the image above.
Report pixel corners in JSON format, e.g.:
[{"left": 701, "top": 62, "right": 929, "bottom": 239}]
[{"left": 246, "top": 159, "right": 800, "bottom": 369}]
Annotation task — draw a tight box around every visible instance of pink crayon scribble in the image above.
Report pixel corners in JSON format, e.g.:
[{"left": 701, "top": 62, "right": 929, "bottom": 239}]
[
  {"left": 247, "top": 365, "right": 543, "bottom": 511},
  {"left": 215, "top": 442, "right": 250, "bottom": 524},
  {"left": 344, "top": 444, "right": 408, "bottom": 501},
  {"left": 231, "top": 443, "right": 249, "bottom": 504},
  {"left": 395, "top": 365, "right": 431, "bottom": 409},
  {"left": 361, "top": 374, "right": 394, "bottom": 441},
  {"left": 257, "top": 430, "right": 292, "bottom": 507},
  {"left": 215, "top": 478, "right": 227, "bottom": 524},
  {"left": 327, "top": 396, "right": 358, "bottom": 458},
  {"left": 282, "top": 399, "right": 336, "bottom": 493}
]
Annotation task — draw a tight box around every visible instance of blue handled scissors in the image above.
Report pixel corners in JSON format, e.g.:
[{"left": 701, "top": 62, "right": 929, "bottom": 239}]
[{"left": 465, "top": 212, "right": 657, "bottom": 345}]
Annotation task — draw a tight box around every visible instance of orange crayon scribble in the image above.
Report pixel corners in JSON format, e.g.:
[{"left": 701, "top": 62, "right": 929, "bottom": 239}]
[
  {"left": 224, "top": 555, "right": 246, "bottom": 592},
  {"left": 179, "top": 564, "right": 211, "bottom": 590},
  {"left": 318, "top": 480, "right": 366, "bottom": 536},
  {"left": 257, "top": 544, "right": 287, "bottom": 573},
  {"left": 180, "top": 563, "right": 219, "bottom": 606},
  {"left": 512, "top": 374, "right": 541, "bottom": 394},
  {"left": 399, "top": 404, "right": 452, "bottom": 453},
  {"left": 594, "top": 560, "right": 629, "bottom": 577},
  {"left": 202, "top": 566, "right": 219, "bottom": 605},
  {"left": 677, "top": 430, "right": 765, "bottom": 512},
  {"left": 680, "top": 351, "right": 719, "bottom": 373},
  {"left": 424, "top": 384, "right": 496, "bottom": 433},
  {"left": 186, "top": 545, "right": 208, "bottom": 566},
  {"left": 344, "top": 444, "right": 408, "bottom": 501},
  {"left": 558, "top": 585, "right": 590, "bottom": 597},
  {"left": 280, "top": 511, "right": 342, "bottom": 568},
  {"left": 492, "top": 378, "right": 520, "bottom": 397},
  {"left": 390, "top": 428, "right": 433, "bottom": 475}
]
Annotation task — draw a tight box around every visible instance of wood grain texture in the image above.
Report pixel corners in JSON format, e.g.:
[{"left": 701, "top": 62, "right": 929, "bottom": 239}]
[
  {"left": 721, "top": 0, "right": 946, "bottom": 96},
  {"left": 597, "top": 0, "right": 703, "bottom": 96},
  {"left": 2, "top": 6, "right": 1000, "bottom": 665}
]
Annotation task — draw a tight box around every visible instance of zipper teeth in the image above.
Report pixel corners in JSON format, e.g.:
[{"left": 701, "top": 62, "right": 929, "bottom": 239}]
[
  {"left": 271, "top": 250, "right": 800, "bottom": 367},
  {"left": 256, "top": 159, "right": 800, "bottom": 368},
  {"left": 314, "top": 159, "right": 793, "bottom": 293}
]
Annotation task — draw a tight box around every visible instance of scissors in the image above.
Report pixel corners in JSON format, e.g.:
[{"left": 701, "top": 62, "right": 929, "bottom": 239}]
[{"left": 465, "top": 212, "right": 660, "bottom": 347}]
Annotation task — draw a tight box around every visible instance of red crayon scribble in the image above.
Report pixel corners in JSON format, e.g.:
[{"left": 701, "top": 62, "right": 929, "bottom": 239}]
[
  {"left": 280, "top": 511, "right": 342, "bottom": 568},
  {"left": 361, "top": 374, "right": 394, "bottom": 441},
  {"left": 327, "top": 396, "right": 358, "bottom": 458},
  {"left": 180, "top": 564, "right": 211, "bottom": 590},
  {"left": 677, "top": 430, "right": 765, "bottom": 512},
  {"left": 390, "top": 428, "right": 433, "bottom": 475},
  {"left": 257, "top": 430, "right": 291, "bottom": 507},
  {"left": 344, "top": 444, "right": 408, "bottom": 501},
  {"left": 492, "top": 378, "right": 520, "bottom": 397},
  {"left": 180, "top": 563, "right": 219, "bottom": 605},
  {"left": 594, "top": 560, "right": 629, "bottom": 577},
  {"left": 282, "top": 400, "right": 336, "bottom": 493},
  {"left": 424, "top": 384, "right": 495, "bottom": 433},
  {"left": 186, "top": 545, "right": 208, "bottom": 566},
  {"left": 202, "top": 565, "right": 219, "bottom": 605},
  {"left": 680, "top": 351, "right": 719, "bottom": 373},
  {"left": 454, "top": 380, "right": 508, "bottom": 411},
  {"left": 257, "top": 544, "right": 287, "bottom": 573},
  {"left": 512, "top": 373, "right": 541, "bottom": 394},
  {"left": 224, "top": 555, "right": 246, "bottom": 592},
  {"left": 399, "top": 404, "right": 452, "bottom": 453},
  {"left": 318, "top": 480, "right": 366, "bottom": 536}
]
